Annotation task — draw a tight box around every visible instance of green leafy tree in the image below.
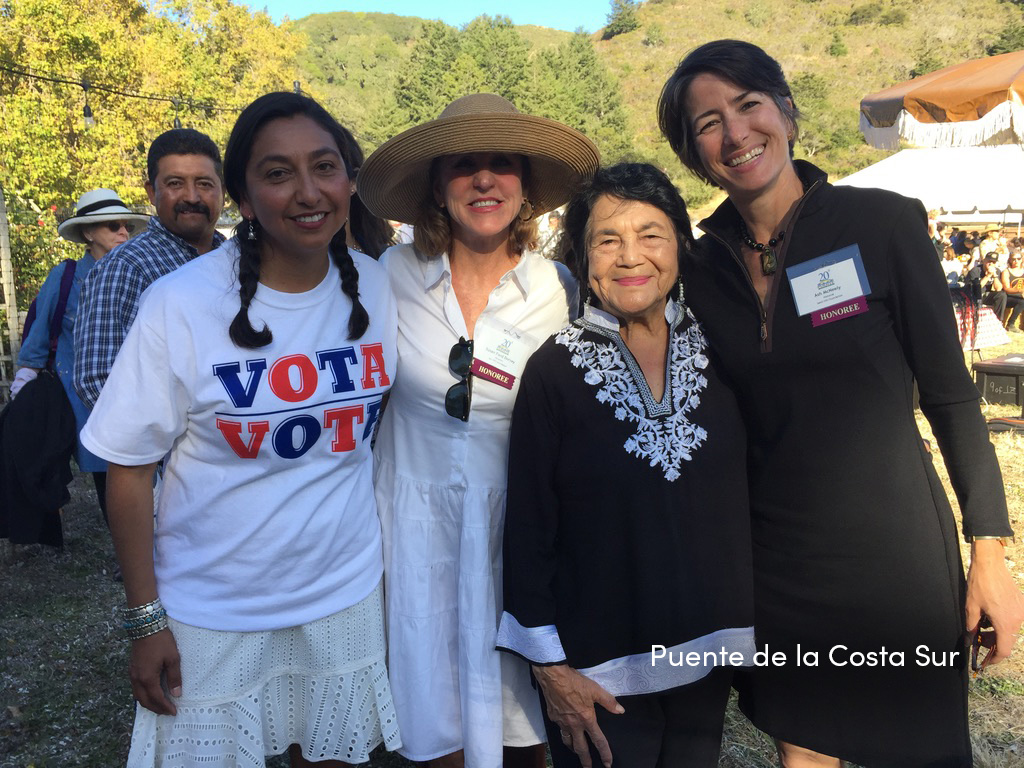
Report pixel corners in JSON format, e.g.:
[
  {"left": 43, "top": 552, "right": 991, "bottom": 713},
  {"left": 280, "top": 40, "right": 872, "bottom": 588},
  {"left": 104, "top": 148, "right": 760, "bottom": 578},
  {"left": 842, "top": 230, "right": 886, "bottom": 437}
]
[
  {"left": 987, "top": 22, "right": 1024, "bottom": 55},
  {"left": 394, "top": 21, "right": 461, "bottom": 127},
  {"left": 460, "top": 16, "right": 530, "bottom": 106},
  {"left": 603, "top": 0, "right": 640, "bottom": 40},
  {"left": 0, "top": 0, "right": 303, "bottom": 309},
  {"left": 791, "top": 71, "right": 861, "bottom": 158},
  {"left": 530, "top": 32, "right": 632, "bottom": 162},
  {"left": 293, "top": 11, "right": 422, "bottom": 149}
]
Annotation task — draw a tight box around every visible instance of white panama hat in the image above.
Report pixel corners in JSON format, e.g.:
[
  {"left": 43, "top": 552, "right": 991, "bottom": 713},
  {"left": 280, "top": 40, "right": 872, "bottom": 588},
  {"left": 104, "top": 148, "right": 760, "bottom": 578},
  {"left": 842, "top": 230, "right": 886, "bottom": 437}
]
[{"left": 56, "top": 188, "right": 150, "bottom": 244}]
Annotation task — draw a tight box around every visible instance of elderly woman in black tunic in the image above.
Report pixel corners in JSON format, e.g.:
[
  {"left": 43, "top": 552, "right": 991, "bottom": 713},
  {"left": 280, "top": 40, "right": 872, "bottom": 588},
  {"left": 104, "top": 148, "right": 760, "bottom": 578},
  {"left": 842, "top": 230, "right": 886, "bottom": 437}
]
[
  {"left": 657, "top": 39, "right": 1024, "bottom": 768},
  {"left": 497, "top": 163, "right": 754, "bottom": 768}
]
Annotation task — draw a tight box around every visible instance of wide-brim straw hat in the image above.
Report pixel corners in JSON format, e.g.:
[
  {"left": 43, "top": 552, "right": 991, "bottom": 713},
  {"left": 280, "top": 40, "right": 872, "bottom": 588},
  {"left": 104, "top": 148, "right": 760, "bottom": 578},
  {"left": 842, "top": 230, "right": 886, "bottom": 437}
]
[
  {"left": 57, "top": 188, "right": 150, "bottom": 244},
  {"left": 358, "top": 93, "right": 600, "bottom": 224}
]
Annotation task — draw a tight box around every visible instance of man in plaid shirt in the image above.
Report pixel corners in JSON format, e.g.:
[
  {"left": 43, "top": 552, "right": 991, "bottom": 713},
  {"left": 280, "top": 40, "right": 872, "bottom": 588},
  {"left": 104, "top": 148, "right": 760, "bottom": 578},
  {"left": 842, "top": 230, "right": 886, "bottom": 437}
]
[{"left": 74, "top": 129, "right": 226, "bottom": 408}]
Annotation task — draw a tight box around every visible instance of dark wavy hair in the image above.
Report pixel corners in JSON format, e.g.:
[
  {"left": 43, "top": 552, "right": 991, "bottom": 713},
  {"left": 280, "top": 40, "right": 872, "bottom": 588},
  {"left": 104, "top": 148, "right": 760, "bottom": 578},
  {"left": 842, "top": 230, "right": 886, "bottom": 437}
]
[
  {"left": 223, "top": 92, "right": 373, "bottom": 348},
  {"left": 342, "top": 136, "right": 394, "bottom": 259},
  {"left": 560, "top": 163, "right": 695, "bottom": 309},
  {"left": 657, "top": 40, "right": 801, "bottom": 188}
]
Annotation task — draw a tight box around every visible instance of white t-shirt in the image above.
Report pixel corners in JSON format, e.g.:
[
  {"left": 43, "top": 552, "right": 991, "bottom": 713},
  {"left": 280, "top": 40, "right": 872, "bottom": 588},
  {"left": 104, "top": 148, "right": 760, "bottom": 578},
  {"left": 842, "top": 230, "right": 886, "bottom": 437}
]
[{"left": 81, "top": 242, "right": 396, "bottom": 632}]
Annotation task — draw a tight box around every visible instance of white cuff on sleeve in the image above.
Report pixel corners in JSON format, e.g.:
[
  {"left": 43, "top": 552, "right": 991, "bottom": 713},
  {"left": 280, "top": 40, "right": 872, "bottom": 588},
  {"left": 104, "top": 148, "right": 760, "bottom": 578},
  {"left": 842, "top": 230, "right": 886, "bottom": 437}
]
[{"left": 495, "top": 612, "right": 567, "bottom": 665}]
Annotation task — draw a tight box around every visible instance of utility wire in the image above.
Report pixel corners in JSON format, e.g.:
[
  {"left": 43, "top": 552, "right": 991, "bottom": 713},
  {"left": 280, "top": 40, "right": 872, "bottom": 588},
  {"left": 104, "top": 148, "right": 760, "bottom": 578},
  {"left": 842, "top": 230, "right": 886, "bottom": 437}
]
[{"left": 0, "top": 58, "right": 247, "bottom": 113}]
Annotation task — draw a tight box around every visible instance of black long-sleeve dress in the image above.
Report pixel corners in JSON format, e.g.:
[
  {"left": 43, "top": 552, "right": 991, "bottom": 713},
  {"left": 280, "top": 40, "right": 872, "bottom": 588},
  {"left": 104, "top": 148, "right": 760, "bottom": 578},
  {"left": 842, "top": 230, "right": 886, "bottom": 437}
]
[
  {"left": 497, "top": 300, "right": 754, "bottom": 697},
  {"left": 686, "top": 161, "right": 1012, "bottom": 768}
]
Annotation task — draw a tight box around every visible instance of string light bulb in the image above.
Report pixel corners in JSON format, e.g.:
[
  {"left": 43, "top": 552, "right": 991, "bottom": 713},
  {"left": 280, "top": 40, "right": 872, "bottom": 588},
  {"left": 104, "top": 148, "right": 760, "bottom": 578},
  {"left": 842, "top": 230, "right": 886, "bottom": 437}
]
[{"left": 82, "top": 77, "right": 94, "bottom": 128}]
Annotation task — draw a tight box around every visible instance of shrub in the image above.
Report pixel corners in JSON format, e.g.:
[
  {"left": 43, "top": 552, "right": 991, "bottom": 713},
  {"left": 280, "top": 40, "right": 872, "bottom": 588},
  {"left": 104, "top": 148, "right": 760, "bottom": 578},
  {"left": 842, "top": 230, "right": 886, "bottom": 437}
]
[
  {"left": 847, "top": 2, "right": 882, "bottom": 25},
  {"left": 879, "top": 8, "right": 907, "bottom": 25},
  {"left": 745, "top": 2, "right": 771, "bottom": 27},
  {"left": 827, "top": 31, "right": 848, "bottom": 56},
  {"left": 643, "top": 22, "right": 665, "bottom": 46}
]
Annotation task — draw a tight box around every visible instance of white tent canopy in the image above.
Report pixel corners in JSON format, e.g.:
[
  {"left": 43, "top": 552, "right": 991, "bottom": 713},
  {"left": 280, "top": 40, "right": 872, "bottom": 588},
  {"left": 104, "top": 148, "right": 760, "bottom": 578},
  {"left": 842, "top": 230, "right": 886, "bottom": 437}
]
[{"left": 834, "top": 145, "right": 1024, "bottom": 224}]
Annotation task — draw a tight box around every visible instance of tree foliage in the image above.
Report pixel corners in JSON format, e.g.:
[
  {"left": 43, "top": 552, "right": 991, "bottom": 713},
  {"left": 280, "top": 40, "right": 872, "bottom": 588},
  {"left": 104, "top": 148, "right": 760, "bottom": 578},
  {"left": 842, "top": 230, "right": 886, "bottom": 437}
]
[
  {"left": 987, "top": 22, "right": 1024, "bottom": 56},
  {"left": 791, "top": 71, "right": 861, "bottom": 158},
  {"left": 603, "top": 0, "right": 640, "bottom": 40},
  {"left": 0, "top": 0, "right": 304, "bottom": 309},
  {"left": 527, "top": 32, "right": 633, "bottom": 162},
  {"left": 379, "top": 21, "right": 632, "bottom": 164}
]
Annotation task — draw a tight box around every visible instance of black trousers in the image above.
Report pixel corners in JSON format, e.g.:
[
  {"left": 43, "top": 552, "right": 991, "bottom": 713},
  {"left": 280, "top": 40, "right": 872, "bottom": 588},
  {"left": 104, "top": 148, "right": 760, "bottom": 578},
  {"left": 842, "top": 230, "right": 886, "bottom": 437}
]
[
  {"left": 542, "top": 667, "right": 733, "bottom": 768},
  {"left": 1006, "top": 294, "right": 1024, "bottom": 327},
  {"left": 982, "top": 289, "right": 1007, "bottom": 321}
]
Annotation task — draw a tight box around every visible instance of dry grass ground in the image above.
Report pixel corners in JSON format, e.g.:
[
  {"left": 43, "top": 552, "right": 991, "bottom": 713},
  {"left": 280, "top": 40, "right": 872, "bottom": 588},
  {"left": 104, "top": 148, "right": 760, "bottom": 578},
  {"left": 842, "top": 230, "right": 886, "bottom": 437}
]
[{"left": 2, "top": 334, "right": 1022, "bottom": 767}]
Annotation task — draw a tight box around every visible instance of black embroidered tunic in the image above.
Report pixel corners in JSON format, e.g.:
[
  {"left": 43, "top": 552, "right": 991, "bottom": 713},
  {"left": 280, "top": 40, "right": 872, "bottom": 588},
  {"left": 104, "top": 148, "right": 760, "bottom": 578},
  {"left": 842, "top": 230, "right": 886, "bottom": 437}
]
[{"left": 497, "top": 301, "right": 755, "bottom": 696}]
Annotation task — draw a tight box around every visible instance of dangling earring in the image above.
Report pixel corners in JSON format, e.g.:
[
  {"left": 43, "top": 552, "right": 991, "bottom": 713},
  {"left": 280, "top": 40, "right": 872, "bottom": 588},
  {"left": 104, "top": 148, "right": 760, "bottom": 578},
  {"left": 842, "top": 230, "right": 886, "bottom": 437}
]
[
  {"left": 518, "top": 198, "right": 534, "bottom": 222},
  {"left": 584, "top": 285, "right": 592, "bottom": 307},
  {"left": 676, "top": 277, "right": 685, "bottom": 306},
  {"left": 247, "top": 219, "right": 257, "bottom": 241}
]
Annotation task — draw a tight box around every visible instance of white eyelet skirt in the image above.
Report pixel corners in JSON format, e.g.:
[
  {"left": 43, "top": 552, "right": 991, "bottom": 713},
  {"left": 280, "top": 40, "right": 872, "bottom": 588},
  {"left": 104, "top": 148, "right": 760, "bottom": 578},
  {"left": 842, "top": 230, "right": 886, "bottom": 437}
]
[{"left": 126, "top": 580, "right": 401, "bottom": 767}]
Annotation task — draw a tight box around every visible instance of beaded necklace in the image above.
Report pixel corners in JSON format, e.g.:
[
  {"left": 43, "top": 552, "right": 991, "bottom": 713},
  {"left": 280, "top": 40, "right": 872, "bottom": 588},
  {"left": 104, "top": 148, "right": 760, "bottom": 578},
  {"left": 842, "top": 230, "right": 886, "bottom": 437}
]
[{"left": 739, "top": 220, "right": 784, "bottom": 276}]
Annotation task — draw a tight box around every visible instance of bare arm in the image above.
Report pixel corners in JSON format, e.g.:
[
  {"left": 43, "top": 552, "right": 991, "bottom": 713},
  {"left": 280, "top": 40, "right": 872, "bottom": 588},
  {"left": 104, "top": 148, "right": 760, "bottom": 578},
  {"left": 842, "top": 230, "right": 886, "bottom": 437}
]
[
  {"left": 108, "top": 462, "right": 181, "bottom": 715},
  {"left": 1001, "top": 269, "right": 1021, "bottom": 294},
  {"left": 966, "top": 539, "right": 1024, "bottom": 669}
]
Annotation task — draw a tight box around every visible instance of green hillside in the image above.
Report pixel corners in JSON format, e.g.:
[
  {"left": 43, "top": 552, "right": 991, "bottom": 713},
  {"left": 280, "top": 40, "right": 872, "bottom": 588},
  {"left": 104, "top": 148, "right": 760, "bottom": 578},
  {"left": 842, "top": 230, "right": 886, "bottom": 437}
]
[
  {"left": 293, "top": 12, "right": 572, "bottom": 150},
  {"left": 595, "top": 0, "right": 1023, "bottom": 208},
  {"left": 293, "top": 1, "right": 1024, "bottom": 211}
]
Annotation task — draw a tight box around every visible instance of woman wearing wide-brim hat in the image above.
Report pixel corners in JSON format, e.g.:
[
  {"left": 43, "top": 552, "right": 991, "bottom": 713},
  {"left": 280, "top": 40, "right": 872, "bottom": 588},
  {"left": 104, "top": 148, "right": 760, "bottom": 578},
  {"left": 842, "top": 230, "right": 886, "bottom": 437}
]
[
  {"left": 15, "top": 188, "right": 148, "bottom": 523},
  {"left": 359, "top": 94, "right": 599, "bottom": 768}
]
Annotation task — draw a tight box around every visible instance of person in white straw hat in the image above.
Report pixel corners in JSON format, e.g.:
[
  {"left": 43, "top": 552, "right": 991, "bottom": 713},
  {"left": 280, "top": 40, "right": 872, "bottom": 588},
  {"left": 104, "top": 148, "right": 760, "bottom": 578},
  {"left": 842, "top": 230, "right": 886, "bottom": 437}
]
[
  {"left": 360, "top": 93, "right": 599, "bottom": 768},
  {"left": 54, "top": 188, "right": 150, "bottom": 246},
  {"left": 14, "top": 188, "right": 148, "bottom": 523}
]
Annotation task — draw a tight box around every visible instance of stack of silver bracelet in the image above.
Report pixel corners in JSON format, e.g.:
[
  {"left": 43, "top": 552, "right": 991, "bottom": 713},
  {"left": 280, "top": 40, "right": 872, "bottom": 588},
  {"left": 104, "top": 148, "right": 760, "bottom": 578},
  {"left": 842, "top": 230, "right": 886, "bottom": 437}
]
[{"left": 122, "top": 598, "right": 168, "bottom": 641}]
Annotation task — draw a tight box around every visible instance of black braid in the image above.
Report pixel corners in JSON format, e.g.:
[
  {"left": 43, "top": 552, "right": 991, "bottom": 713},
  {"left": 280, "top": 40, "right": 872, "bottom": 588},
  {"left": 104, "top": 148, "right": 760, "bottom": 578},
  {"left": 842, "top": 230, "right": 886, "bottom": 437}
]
[
  {"left": 330, "top": 225, "right": 369, "bottom": 340},
  {"left": 348, "top": 191, "right": 393, "bottom": 259},
  {"left": 229, "top": 221, "right": 273, "bottom": 348}
]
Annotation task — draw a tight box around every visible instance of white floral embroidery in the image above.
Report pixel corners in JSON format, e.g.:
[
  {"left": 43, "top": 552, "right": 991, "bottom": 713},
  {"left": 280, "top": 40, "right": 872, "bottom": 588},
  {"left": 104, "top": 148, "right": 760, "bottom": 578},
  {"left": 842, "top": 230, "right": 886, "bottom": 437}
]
[{"left": 556, "top": 304, "right": 709, "bottom": 482}]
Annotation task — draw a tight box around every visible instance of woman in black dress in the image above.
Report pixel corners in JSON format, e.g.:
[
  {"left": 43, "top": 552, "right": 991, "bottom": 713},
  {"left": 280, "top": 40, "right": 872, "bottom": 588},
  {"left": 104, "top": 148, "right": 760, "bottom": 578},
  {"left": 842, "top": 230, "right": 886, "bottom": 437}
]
[
  {"left": 498, "top": 163, "right": 754, "bottom": 768},
  {"left": 656, "top": 40, "right": 1024, "bottom": 767}
]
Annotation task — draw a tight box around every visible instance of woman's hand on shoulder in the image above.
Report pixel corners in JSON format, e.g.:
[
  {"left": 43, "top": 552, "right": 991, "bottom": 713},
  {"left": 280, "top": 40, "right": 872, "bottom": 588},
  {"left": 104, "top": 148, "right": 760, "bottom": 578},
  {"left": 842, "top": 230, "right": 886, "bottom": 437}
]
[
  {"left": 531, "top": 664, "right": 623, "bottom": 768},
  {"left": 130, "top": 628, "right": 182, "bottom": 715},
  {"left": 966, "top": 540, "right": 1024, "bottom": 669}
]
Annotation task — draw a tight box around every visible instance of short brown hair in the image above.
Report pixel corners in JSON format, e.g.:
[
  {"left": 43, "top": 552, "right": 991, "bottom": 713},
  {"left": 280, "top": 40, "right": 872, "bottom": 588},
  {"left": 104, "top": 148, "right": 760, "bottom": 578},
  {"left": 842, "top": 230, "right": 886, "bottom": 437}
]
[{"left": 657, "top": 40, "right": 800, "bottom": 188}]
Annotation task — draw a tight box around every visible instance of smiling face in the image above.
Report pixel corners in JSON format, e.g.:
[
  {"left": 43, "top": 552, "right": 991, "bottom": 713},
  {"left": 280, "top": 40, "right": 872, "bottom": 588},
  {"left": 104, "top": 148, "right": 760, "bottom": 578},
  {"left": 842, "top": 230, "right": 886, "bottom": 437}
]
[
  {"left": 685, "top": 72, "right": 799, "bottom": 204},
  {"left": 238, "top": 114, "right": 353, "bottom": 266},
  {"left": 586, "top": 195, "right": 679, "bottom": 326},
  {"left": 435, "top": 152, "right": 524, "bottom": 252},
  {"left": 145, "top": 153, "right": 224, "bottom": 249}
]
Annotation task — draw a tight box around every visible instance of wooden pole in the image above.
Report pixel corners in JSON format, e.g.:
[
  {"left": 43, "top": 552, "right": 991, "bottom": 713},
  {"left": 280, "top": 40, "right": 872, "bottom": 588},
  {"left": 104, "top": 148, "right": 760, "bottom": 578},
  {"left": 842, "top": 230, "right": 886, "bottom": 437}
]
[{"left": 0, "top": 182, "right": 21, "bottom": 399}]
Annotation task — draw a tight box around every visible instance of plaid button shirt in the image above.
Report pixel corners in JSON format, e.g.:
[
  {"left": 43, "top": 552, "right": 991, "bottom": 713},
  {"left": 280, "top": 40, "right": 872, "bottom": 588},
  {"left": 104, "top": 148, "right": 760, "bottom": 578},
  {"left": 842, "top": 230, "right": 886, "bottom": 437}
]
[{"left": 73, "top": 218, "right": 226, "bottom": 408}]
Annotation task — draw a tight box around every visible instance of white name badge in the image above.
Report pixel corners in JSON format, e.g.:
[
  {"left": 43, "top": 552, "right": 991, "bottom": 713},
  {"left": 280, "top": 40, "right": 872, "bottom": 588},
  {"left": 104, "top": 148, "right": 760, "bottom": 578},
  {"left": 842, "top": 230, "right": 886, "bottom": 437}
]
[
  {"left": 785, "top": 244, "right": 872, "bottom": 322},
  {"left": 471, "top": 317, "right": 540, "bottom": 390}
]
